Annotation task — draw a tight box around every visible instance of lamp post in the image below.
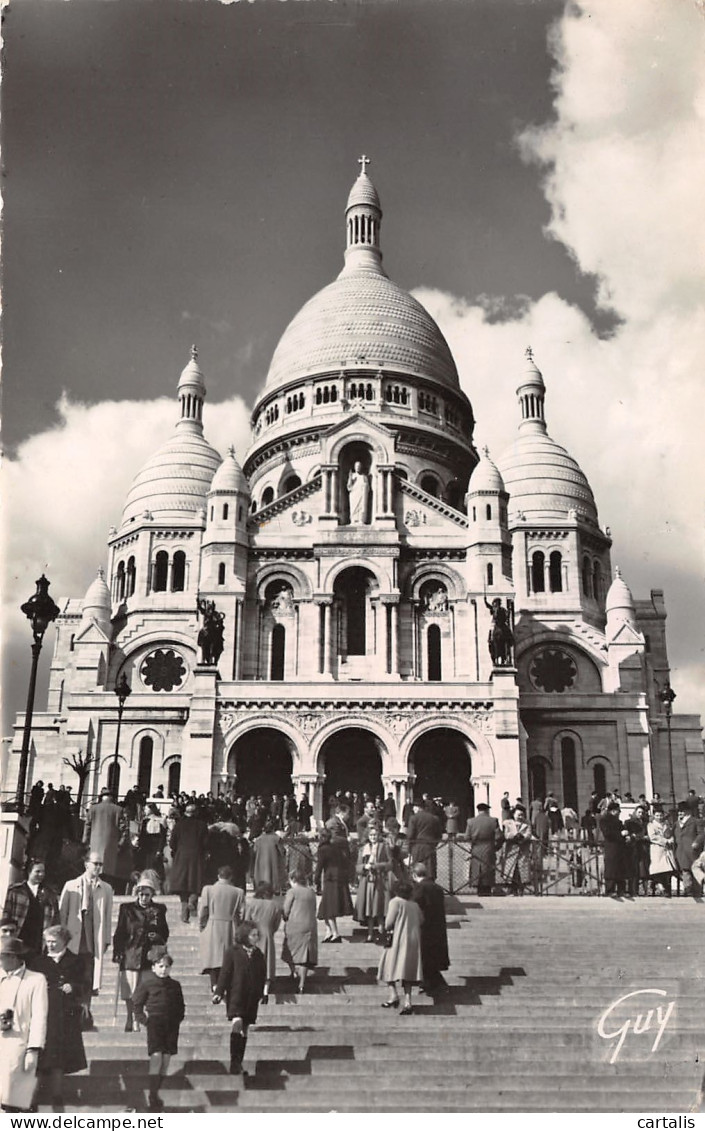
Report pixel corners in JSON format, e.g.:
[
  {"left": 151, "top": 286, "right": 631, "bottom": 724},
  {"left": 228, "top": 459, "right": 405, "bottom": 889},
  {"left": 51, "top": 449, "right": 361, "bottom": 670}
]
[
  {"left": 16, "top": 575, "right": 60, "bottom": 814},
  {"left": 111, "top": 672, "right": 132, "bottom": 796},
  {"left": 658, "top": 681, "right": 677, "bottom": 818}
]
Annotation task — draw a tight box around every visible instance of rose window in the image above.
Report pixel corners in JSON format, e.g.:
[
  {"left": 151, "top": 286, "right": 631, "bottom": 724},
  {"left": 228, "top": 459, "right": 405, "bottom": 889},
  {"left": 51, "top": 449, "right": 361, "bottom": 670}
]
[
  {"left": 528, "top": 648, "right": 577, "bottom": 693},
  {"left": 140, "top": 649, "right": 187, "bottom": 693}
]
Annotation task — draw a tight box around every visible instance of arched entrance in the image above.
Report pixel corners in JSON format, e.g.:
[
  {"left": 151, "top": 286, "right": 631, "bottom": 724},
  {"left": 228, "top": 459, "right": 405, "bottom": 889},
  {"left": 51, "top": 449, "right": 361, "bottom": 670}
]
[
  {"left": 228, "top": 728, "right": 294, "bottom": 798},
  {"left": 409, "top": 728, "right": 474, "bottom": 827},
  {"left": 318, "top": 728, "right": 384, "bottom": 804}
]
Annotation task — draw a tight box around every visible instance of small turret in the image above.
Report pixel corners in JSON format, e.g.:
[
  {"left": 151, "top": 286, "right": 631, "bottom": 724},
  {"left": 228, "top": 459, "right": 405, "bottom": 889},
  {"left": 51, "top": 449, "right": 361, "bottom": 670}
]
[
  {"left": 81, "top": 568, "right": 112, "bottom": 634},
  {"left": 202, "top": 446, "right": 250, "bottom": 590},
  {"left": 466, "top": 447, "right": 512, "bottom": 589},
  {"left": 605, "top": 566, "right": 637, "bottom": 639},
  {"left": 176, "top": 345, "right": 207, "bottom": 435}
]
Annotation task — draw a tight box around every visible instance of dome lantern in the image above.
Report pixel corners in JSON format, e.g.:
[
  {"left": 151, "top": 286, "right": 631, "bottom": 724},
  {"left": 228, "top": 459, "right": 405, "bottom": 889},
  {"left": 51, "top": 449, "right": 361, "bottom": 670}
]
[
  {"left": 177, "top": 344, "right": 207, "bottom": 434},
  {"left": 342, "top": 155, "right": 385, "bottom": 276},
  {"left": 516, "top": 346, "right": 547, "bottom": 434}
]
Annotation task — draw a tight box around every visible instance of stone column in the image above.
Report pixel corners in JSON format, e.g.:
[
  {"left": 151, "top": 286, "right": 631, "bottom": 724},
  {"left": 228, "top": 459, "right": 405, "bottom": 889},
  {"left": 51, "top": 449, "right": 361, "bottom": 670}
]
[
  {"left": 389, "top": 601, "right": 399, "bottom": 675},
  {"left": 233, "top": 598, "right": 244, "bottom": 680},
  {"left": 315, "top": 598, "right": 333, "bottom": 676}
]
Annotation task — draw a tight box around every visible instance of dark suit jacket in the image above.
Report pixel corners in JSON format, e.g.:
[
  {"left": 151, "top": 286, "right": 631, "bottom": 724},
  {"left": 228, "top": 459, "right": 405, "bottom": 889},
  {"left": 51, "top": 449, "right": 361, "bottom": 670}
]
[
  {"left": 675, "top": 816, "right": 705, "bottom": 869},
  {"left": 407, "top": 810, "right": 442, "bottom": 843}
]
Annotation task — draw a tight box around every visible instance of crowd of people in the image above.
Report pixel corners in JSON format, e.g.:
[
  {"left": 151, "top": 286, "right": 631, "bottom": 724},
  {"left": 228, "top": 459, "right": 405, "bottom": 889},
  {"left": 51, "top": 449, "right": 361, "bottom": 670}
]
[{"left": 1, "top": 787, "right": 454, "bottom": 1113}]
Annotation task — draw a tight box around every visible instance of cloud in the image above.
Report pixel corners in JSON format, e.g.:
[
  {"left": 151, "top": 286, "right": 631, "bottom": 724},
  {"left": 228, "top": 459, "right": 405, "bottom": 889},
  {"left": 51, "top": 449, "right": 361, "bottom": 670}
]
[
  {"left": 2, "top": 393, "right": 252, "bottom": 734},
  {"left": 414, "top": 0, "right": 705, "bottom": 716}
]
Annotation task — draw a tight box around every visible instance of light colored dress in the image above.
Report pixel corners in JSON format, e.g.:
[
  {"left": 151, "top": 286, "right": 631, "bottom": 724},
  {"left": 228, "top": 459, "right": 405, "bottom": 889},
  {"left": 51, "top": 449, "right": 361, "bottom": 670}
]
[
  {"left": 377, "top": 896, "right": 423, "bottom": 985},
  {"left": 281, "top": 884, "right": 318, "bottom": 968},
  {"left": 245, "top": 897, "right": 283, "bottom": 980},
  {"left": 198, "top": 880, "right": 246, "bottom": 971}
]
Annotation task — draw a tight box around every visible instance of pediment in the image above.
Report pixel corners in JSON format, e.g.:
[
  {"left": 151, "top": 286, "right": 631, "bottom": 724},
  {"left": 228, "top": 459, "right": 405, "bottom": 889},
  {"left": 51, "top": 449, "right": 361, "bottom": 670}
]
[
  {"left": 608, "top": 621, "right": 644, "bottom": 647},
  {"left": 74, "top": 620, "right": 111, "bottom": 646},
  {"left": 399, "top": 478, "right": 468, "bottom": 531}
]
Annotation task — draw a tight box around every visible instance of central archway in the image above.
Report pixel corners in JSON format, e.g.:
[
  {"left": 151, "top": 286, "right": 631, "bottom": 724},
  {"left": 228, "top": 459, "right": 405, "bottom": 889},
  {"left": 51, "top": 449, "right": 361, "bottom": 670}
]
[
  {"left": 318, "top": 727, "right": 384, "bottom": 804},
  {"left": 409, "top": 728, "right": 475, "bottom": 827},
  {"left": 227, "top": 728, "right": 294, "bottom": 798}
]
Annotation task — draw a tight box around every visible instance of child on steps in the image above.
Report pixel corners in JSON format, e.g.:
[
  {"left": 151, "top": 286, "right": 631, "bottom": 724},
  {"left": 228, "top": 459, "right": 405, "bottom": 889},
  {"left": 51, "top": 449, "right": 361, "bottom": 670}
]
[{"left": 132, "top": 946, "right": 185, "bottom": 1111}]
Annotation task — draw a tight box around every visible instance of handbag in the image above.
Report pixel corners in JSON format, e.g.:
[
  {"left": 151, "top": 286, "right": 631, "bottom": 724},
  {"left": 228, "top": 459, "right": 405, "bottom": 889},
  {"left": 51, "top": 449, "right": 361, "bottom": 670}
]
[{"left": 382, "top": 929, "right": 393, "bottom": 948}]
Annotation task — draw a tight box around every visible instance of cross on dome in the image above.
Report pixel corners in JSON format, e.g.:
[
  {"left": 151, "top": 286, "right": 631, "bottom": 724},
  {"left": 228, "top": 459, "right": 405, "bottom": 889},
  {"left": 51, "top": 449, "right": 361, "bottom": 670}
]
[
  {"left": 358, "top": 154, "right": 371, "bottom": 175},
  {"left": 525, "top": 346, "right": 533, "bottom": 361},
  {"left": 191, "top": 344, "right": 199, "bottom": 361}
]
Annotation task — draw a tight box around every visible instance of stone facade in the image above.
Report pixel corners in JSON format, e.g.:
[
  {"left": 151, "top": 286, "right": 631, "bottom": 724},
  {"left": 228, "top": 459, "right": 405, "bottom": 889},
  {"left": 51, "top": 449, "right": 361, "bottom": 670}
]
[{"left": 9, "top": 168, "right": 703, "bottom": 817}]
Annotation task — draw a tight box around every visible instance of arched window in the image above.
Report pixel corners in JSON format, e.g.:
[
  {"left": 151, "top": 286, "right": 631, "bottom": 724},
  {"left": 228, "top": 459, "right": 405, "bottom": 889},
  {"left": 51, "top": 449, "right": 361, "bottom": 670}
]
[
  {"left": 420, "top": 475, "right": 440, "bottom": 498},
  {"left": 593, "top": 762, "right": 607, "bottom": 798},
  {"left": 126, "top": 557, "right": 136, "bottom": 598},
  {"left": 593, "top": 561, "right": 602, "bottom": 602},
  {"left": 582, "top": 556, "right": 592, "bottom": 597},
  {"left": 172, "top": 550, "right": 186, "bottom": 592},
  {"left": 549, "top": 551, "right": 563, "bottom": 593},
  {"left": 153, "top": 550, "right": 168, "bottom": 593},
  {"left": 486, "top": 563, "right": 494, "bottom": 587},
  {"left": 270, "top": 624, "right": 286, "bottom": 680},
  {"left": 116, "top": 561, "right": 126, "bottom": 601},
  {"left": 137, "top": 735, "right": 154, "bottom": 797},
  {"left": 262, "top": 486, "right": 274, "bottom": 507},
  {"left": 528, "top": 757, "right": 547, "bottom": 802},
  {"left": 531, "top": 551, "right": 545, "bottom": 593},
  {"left": 282, "top": 474, "right": 302, "bottom": 495},
  {"left": 218, "top": 562, "right": 226, "bottom": 586},
  {"left": 427, "top": 624, "right": 442, "bottom": 681},
  {"left": 561, "top": 736, "right": 578, "bottom": 811},
  {"left": 485, "top": 504, "right": 492, "bottom": 521},
  {"left": 222, "top": 503, "right": 229, "bottom": 520},
  {"left": 167, "top": 760, "right": 181, "bottom": 797},
  {"left": 107, "top": 760, "right": 121, "bottom": 799},
  {"left": 69, "top": 634, "right": 76, "bottom": 652},
  {"left": 472, "top": 506, "right": 477, "bottom": 522}
]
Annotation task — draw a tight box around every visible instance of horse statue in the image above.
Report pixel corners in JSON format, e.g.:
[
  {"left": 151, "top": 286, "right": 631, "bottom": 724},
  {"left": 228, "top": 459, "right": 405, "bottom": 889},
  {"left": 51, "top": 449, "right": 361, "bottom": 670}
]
[
  {"left": 197, "top": 598, "right": 225, "bottom": 666},
  {"left": 485, "top": 595, "right": 514, "bottom": 667}
]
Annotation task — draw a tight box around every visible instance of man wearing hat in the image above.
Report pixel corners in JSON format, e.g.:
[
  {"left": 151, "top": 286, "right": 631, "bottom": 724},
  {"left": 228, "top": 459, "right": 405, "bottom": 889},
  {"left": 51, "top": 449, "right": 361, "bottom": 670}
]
[
  {"left": 0, "top": 936, "right": 48, "bottom": 1112},
  {"left": 464, "top": 803, "right": 503, "bottom": 896},
  {"left": 674, "top": 802, "right": 705, "bottom": 897},
  {"left": 83, "top": 789, "right": 129, "bottom": 889},
  {"left": 59, "top": 851, "right": 114, "bottom": 997},
  {"left": 112, "top": 872, "right": 169, "bottom": 1031}
]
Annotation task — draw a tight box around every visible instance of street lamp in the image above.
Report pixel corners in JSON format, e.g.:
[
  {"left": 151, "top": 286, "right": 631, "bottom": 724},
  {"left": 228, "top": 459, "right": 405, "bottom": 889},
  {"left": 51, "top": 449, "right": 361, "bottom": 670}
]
[
  {"left": 111, "top": 672, "right": 132, "bottom": 796},
  {"left": 16, "top": 575, "right": 60, "bottom": 814},
  {"left": 658, "top": 681, "right": 677, "bottom": 817}
]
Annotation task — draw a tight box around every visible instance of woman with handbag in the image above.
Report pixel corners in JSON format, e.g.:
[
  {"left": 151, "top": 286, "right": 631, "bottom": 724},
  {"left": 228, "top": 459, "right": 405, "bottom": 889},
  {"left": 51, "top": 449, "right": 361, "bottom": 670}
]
[
  {"left": 377, "top": 880, "right": 423, "bottom": 1016},
  {"left": 647, "top": 807, "right": 677, "bottom": 896},
  {"left": 112, "top": 872, "right": 169, "bottom": 1031}
]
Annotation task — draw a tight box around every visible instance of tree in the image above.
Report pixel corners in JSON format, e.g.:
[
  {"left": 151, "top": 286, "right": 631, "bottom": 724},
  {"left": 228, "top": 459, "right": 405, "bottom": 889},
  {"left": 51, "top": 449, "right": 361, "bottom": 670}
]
[{"left": 62, "top": 748, "right": 97, "bottom": 814}]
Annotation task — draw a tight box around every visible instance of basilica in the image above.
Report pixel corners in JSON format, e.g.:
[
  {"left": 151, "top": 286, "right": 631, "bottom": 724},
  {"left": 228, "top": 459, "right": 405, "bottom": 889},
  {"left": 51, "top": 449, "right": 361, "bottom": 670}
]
[{"left": 11, "top": 164, "right": 703, "bottom": 821}]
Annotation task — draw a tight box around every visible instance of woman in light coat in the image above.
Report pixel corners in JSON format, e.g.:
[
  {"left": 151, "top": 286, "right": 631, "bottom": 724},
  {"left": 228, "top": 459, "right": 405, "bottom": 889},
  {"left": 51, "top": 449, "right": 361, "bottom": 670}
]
[
  {"left": 245, "top": 881, "right": 282, "bottom": 1001},
  {"left": 281, "top": 870, "right": 318, "bottom": 993},
  {"left": 647, "top": 808, "right": 676, "bottom": 896},
  {"left": 198, "top": 866, "right": 246, "bottom": 991},
  {"left": 0, "top": 937, "right": 48, "bottom": 1112},
  {"left": 377, "top": 880, "right": 423, "bottom": 1016}
]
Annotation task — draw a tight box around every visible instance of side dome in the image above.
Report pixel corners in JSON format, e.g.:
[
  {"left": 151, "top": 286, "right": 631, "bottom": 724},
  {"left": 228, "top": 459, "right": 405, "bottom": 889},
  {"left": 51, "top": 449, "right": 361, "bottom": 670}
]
[
  {"left": 120, "top": 348, "right": 222, "bottom": 526},
  {"left": 121, "top": 432, "right": 222, "bottom": 525},
  {"left": 262, "top": 273, "right": 461, "bottom": 395},
  {"left": 208, "top": 446, "right": 249, "bottom": 495},
  {"left": 467, "top": 447, "right": 505, "bottom": 494},
  {"left": 81, "top": 568, "right": 111, "bottom": 618},
  {"left": 498, "top": 350, "right": 599, "bottom": 526}
]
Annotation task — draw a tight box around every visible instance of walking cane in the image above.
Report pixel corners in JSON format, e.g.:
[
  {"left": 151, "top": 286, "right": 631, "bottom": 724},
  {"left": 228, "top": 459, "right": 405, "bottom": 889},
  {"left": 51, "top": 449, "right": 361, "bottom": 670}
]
[{"left": 113, "top": 964, "right": 121, "bottom": 1023}]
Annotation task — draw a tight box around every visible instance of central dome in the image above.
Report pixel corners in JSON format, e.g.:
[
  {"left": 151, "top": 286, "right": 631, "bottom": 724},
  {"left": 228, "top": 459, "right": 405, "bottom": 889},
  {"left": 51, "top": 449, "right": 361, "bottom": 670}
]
[
  {"left": 260, "top": 164, "right": 461, "bottom": 398},
  {"left": 263, "top": 272, "right": 461, "bottom": 394}
]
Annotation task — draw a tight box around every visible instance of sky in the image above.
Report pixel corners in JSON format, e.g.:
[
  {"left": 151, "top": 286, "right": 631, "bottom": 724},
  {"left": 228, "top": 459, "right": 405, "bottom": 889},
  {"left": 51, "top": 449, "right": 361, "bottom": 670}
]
[{"left": 2, "top": 0, "right": 704, "bottom": 742}]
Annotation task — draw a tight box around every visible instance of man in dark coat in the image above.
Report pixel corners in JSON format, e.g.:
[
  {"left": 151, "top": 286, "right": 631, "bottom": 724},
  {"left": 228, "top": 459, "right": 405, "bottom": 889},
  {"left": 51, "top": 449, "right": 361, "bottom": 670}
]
[
  {"left": 84, "top": 790, "right": 129, "bottom": 887},
  {"left": 411, "top": 863, "right": 449, "bottom": 994},
  {"left": 406, "top": 801, "right": 442, "bottom": 881},
  {"left": 674, "top": 804, "right": 705, "bottom": 896},
  {"left": 297, "top": 793, "right": 313, "bottom": 832},
  {"left": 169, "top": 804, "right": 208, "bottom": 922},
  {"left": 3, "top": 861, "right": 60, "bottom": 955},
  {"left": 599, "top": 801, "right": 628, "bottom": 896},
  {"left": 464, "top": 803, "right": 503, "bottom": 895}
]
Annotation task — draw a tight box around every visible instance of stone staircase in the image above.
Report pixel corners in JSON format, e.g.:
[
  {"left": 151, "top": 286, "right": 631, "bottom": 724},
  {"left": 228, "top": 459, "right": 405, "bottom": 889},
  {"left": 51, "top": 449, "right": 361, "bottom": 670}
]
[{"left": 40, "top": 895, "right": 705, "bottom": 1113}]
